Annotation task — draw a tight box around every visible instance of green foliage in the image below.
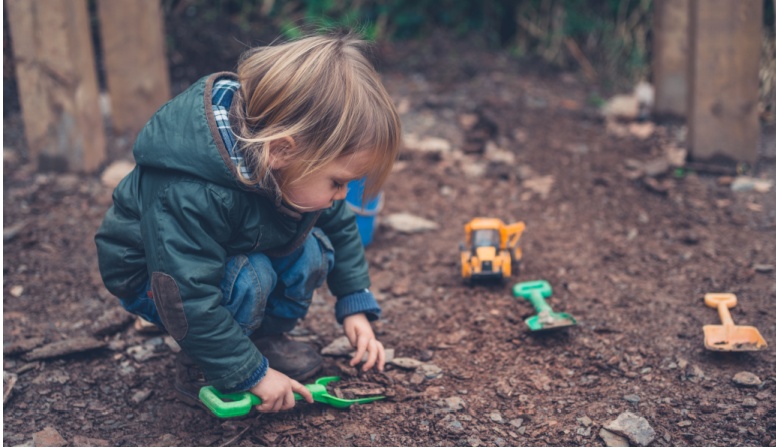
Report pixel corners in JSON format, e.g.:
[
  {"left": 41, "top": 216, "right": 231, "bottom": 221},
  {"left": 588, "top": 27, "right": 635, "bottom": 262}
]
[{"left": 164, "top": 0, "right": 657, "bottom": 87}]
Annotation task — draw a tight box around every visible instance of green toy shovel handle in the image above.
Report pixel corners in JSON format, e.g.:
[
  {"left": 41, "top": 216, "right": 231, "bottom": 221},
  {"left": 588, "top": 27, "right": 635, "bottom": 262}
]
[
  {"left": 199, "top": 386, "right": 304, "bottom": 418},
  {"left": 513, "top": 280, "right": 555, "bottom": 313}
]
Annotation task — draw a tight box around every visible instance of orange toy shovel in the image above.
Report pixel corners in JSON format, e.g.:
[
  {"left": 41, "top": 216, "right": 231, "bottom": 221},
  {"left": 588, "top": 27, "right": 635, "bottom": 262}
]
[{"left": 703, "top": 293, "right": 767, "bottom": 352}]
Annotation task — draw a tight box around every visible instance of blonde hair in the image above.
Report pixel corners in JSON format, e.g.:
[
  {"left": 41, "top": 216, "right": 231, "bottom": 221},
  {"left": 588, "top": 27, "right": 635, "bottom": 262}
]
[{"left": 234, "top": 31, "right": 401, "bottom": 208}]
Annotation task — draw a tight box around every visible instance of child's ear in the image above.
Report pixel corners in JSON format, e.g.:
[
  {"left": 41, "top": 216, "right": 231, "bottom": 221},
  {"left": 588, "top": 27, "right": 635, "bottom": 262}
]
[{"left": 267, "top": 136, "right": 296, "bottom": 170}]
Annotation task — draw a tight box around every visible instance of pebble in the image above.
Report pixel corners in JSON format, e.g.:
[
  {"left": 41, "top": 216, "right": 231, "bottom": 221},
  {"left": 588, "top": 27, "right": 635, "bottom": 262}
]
[
  {"left": 599, "top": 428, "right": 630, "bottom": 447},
  {"left": 754, "top": 264, "right": 774, "bottom": 274},
  {"left": 489, "top": 412, "right": 504, "bottom": 423},
  {"left": 320, "top": 336, "right": 352, "bottom": 356},
  {"left": 623, "top": 394, "right": 640, "bottom": 404},
  {"left": 440, "top": 415, "right": 464, "bottom": 434},
  {"left": 131, "top": 388, "right": 153, "bottom": 404},
  {"left": 418, "top": 363, "right": 443, "bottom": 379},
  {"left": 32, "top": 426, "right": 67, "bottom": 447},
  {"left": 438, "top": 396, "right": 466, "bottom": 412},
  {"left": 390, "top": 357, "right": 424, "bottom": 369},
  {"left": 742, "top": 397, "right": 758, "bottom": 408},
  {"left": 577, "top": 416, "right": 592, "bottom": 426},
  {"left": 604, "top": 411, "right": 656, "bottom": 446},
  {"left": 677, "top": 420, "right": 692, "bottom": 427},
  {"left": 72, "top": 436, "right": 110, "bottom": 447},
  {"left": 733, "top": 372, "right": 762, "bottom": 387},
  {"left": 383, "top": 213, "right": 439, "bottom": 233},
  {"left": 509, "top": 418, "right": 524, "bottom": 428}
]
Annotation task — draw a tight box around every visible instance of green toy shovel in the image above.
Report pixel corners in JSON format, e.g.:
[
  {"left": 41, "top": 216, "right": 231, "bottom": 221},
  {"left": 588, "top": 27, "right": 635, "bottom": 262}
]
[
  {"left": 513, "top": 280, "right": 577, "bottom": 331},
  {"left": 199, "top": 376, "right": 384, "bottom": 418}
]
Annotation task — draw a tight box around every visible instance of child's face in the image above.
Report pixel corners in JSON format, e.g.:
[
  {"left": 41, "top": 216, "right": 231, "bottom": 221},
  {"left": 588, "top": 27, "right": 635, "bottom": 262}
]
[{"left": 281, "top": 151, "right": 372, "bottom": 211}]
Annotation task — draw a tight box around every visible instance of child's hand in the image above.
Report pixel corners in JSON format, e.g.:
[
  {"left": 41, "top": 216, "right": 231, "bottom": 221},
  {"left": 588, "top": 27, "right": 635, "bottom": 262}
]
[
  {"left": 249, "top": 367, "right": 313, "bottom": 413},
  {"left": 343, "top": 313, "right": 385, "bottom": 372}
]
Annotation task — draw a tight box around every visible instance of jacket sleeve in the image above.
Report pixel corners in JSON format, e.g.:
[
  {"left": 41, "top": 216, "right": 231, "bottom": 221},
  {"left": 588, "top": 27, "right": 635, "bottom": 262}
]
[
  {"left": 315, "top": 200, "right": 373, "bottom": 297},
  {"left": 141, "top": 180, "right": 265, "bottom": 391}
]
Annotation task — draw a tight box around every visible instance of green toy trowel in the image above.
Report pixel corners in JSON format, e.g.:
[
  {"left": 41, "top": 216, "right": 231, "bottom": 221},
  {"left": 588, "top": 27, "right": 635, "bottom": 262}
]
[{"left": 513, "top": 280, "right": 577, "bottom": 331}]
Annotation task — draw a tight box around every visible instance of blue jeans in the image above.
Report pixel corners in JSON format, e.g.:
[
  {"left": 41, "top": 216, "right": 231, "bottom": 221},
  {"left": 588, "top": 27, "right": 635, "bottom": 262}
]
[{"left": 120, "top": 228, "right": 335, "bottom": 336}]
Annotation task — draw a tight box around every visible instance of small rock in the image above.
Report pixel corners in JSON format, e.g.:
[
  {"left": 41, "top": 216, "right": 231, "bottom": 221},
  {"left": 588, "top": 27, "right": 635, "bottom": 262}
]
[
  {"left": 489, "top": 412, "right": 504, "bottom": 423},
  {"left": 440, "top": 415, "right": 464, "bottom": 434},
  {"left": 509, "top": 418, "right": 524, "bottom": 428},
  {"left": 321, "top": 336, "right": 352, "bottom": 356},
  {"left": 623, "top": 394, "right": 640, "bottom": 404},
  {"left": 154, "top": 434, "right": 179, "bottom": 447},
  {"left": 383, "top": 213, "right": 439, "bottom": 233},
  {"left": 642, "top": 158, "right": 670, "bottom": 177},
  {"left": 685, "top": 364, "right": 705, "bottom": 383},
  {"left": 731, "top": 176, "right": 773, "bottom": 193},
  {"left": 604, "top": 411, "right": 656, "bottom": 446},
  {"left": 577, "top": 416, "right": 593, "bottom": 426},
  {"left": 10, "top": 285, "right": 24, "bottom": 297},
  {"left": 131, "top": 388, "right": 153, "bottom": 404},
  {"left": 23, "top": 338, "right": 107, "bottom": 361},
  {"left": 439, "top": 396, "right": 466, "bottom": 412},
  {"left": 523, "top": 175, "right": 555, "bottom": 199},
  {"left": 418, "top": 363, "right": 443, "bottom": 379},
  {"left": 677, "top": 420, "right": 692, "bottom": 427},
  {"left": 33, "top": 426, "right": 67, "bottom": 447},
  {"left": 753, "top": 264, "right": 774, "bottom": 274},
  {"left": 126, "top": 344, "right": 157, "bottom": 362},
  {"left": 577, "top": 426, "right": 592, "bottom": 436},
  {"left": 742, "top": 397, "right": 758, "bottom": 408},
  {"left": 733, "top": 371, "right": 762, "bottom": 387},
  {"left": 389, "top": 357, "right": 424, "bottom": 369},
  {"left": 3, "top": 337, "right": 46, "bottom": 356},
  {"left": 72, "top": 436, "right": 110, "bottom": 447},
  {"left": 599, "top": 428, "right": 630, "bottom": 447}
]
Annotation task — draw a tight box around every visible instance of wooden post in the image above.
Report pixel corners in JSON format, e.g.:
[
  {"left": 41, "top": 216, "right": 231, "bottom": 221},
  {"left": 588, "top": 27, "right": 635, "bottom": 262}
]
[
  {"left": 6, "top": 0, "right": 106, "bottom": 173},
  {"left": 688, "top": 0, "right": 762, "bottom": 165},
  {"left": 97, "top": 0, "right": 171, "bottom": 135},
  {"left": 97, "top": 0, "right": 170, "bottom": 133},
  {"left": 653, "top": 0, "right": 689, "bottom": 119}
]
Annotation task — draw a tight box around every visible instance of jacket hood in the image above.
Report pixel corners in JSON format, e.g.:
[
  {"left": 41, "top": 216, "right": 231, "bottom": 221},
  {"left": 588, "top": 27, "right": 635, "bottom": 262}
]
[{"left": 132, "top": 73, "right": 250, "bottom": 192}]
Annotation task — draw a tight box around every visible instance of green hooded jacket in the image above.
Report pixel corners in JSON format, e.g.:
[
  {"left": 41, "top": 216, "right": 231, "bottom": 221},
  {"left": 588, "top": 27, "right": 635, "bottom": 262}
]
[{"left": 95, "top": 73, "right": 370, "bottom": 391}]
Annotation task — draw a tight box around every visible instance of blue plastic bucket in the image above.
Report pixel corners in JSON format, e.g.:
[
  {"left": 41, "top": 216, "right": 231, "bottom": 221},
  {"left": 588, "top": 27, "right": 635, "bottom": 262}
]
[{"left": 345, "top": 178, "right": 383, "bottom": 247}]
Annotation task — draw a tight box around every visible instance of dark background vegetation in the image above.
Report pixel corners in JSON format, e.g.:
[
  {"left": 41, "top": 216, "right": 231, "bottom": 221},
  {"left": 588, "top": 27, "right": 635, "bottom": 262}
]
[{"left": 4, "top": 0, "right": 776, "bottom": 119}]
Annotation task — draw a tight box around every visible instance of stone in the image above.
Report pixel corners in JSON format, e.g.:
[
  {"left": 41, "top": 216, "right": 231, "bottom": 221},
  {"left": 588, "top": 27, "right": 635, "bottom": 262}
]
[
  {"left": 418, "top": 363, "right": 443, "bottom": 379},
  {"left": 599, "top": 428, "right": 630, "bottom": 447},
  {"left": 33, "top": 426, "right": 67, "bottom": 447},
  {"left": 623, "top": 394, "right": 640, "bottom": 404},
  {"left": 383, "top": 213, "right": 439, "bottom": 233},
  {"left": 577, "top": 416, "right": 593, "bottom": 426},
  {"left": 72, "top": 436, "right": 110, "bottom": 447},
  {"left": 320, "top": 336, "right": 352, "bottom": 356},
  {"left": 604, "top": 411, "right": 656, "bottom": 446},
  {"left": 489, "top": 412, "right": 504, "bottom": 423},
  {"left": 438, "top": 396, "right": 466, "bottom": 412},
  {"left": 389, "top": 357, "right": 424, "bottom": 369},
  {"left": 742, "top": 397, "right": 758, "bottom": 408},
  {"left": 733, "top": 372, "right": 762, "bottom": 387}
]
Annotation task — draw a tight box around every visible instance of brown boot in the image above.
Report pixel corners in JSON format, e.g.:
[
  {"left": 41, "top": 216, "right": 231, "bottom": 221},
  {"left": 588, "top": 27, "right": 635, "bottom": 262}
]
[
  {"left": 251, "top": 334, "right": 323, "bottom": 382},
  {"left": 174, "top": 351, "right": 209, "bottom": 409}
]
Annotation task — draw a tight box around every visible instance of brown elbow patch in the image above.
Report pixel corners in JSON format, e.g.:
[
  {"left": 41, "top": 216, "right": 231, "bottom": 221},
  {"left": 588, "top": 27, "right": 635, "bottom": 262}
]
[{"left": 151, "top": 272, "right": 188, "bottom": 340}]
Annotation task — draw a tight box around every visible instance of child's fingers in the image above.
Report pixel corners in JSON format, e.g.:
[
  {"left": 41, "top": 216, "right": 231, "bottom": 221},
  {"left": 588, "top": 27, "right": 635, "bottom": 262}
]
[
  {"left": 291, "top": 379, "right": 314, "bottom": 403},
  {"left": 349, "top": 334, "right": 369, "bottom": 367},
  {"left": 361, "top": 339, "right": 379, "bottom": 371},
  {"left": 376, "top": 341, "right": 386, "bottom": 372}
]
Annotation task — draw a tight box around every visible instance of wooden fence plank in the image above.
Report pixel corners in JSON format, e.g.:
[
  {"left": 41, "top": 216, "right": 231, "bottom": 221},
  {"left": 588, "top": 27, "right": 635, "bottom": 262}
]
[
  {"left": 6, "top": 0, "right": 106, "bottom": 172},
  {"left": 688, "top": 0, "right": 762, "bottom": 165},
  {"left": 653, "top": 0, "right": 690, "bottom": 119},
  {"left": 97, "top": 0, "right": 171, "bottom": 135}
]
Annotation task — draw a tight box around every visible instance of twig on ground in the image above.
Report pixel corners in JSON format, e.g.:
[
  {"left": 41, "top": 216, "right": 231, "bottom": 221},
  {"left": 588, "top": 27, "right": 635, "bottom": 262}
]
[{"left": 219, "top": 415, "right": 262, "bottom": 447}]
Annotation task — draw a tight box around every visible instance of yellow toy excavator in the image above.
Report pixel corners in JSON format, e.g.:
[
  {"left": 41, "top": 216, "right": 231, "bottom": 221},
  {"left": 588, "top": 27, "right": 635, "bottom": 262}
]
[{"left": 460, "top": 218, "right": 525, "bottom": 284}]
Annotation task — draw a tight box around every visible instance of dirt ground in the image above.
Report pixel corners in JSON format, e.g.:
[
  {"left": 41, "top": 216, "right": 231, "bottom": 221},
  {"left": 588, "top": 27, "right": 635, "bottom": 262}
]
[{"left": 4, "top": 13, "right": 776, "bottom": 448}]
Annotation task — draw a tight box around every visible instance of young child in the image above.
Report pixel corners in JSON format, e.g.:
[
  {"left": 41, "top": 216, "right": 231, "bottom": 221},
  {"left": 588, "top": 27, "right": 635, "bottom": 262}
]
[{"left": 95, "top": 31, "right": 401, "bottom": 413}]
